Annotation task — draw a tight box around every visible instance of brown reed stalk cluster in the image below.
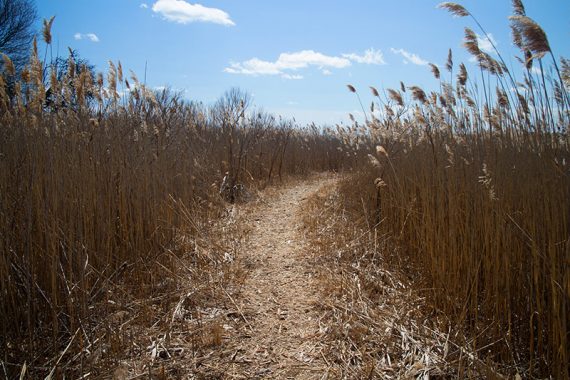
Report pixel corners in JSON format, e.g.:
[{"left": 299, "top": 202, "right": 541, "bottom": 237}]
[
  {"left": 0, "top": 20, "right": 345, "bottom": 378},
  {"left": 340, "top": 1, "right": 569, "bottom": 378}
]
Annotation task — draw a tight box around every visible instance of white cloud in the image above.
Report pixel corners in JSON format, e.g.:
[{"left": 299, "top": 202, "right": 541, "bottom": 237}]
[
  {"left": 282, "top": 74, "right": 303, "bottom": 80},
  {"left": 225, "top": 50, "right": 351, "bottom": 78},
  {"left": 140, "top": 3, "right": 148, "bottom": 9},
  {"left": 151, "top": 0, "right": 235, "bottom": 26},
  {"left": 277, "top": 50, "right": 351, "bottom": 70},
  {"left": 225, "top": 58, "right": 283, "bottom": 76},
  {"left": 477, "top": 33, "right": 497, "bottom": 54},
  {"left": 74, "top": 33, "right": 100, "bottom": 42},
  {"left": 85, "top": 33, "right": 99, "bottom": 42},
  {"left": 390, "top": 48, "right": 428, "bottom": 65},
  {"left": 225, "top": 48, "right": 384, "bottom": 78},
  {"left": 342, "top": 48, "right": 386, "bottom": 65}
]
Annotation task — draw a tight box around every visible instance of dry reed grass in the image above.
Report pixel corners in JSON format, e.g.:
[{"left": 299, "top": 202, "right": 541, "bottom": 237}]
[
  {"left": 302, "top": 182, "right": 456, "bottom": 378},
  {"left": 337, "top": 1, "right": 569, "bottom": 377},
  {"left": 0, "top": 22, "right": 345, "bottom": 377}
]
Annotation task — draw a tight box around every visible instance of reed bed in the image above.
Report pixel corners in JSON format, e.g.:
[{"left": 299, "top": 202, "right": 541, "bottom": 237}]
[
  {"left": 303, "top": 182, "right": 466, "bottom": 378},
  {"left": 0, "top": 22, "right": 344, "bottom": 377},
  {"left": 338, "top": 1, "right": 569, "bottom": 377}
]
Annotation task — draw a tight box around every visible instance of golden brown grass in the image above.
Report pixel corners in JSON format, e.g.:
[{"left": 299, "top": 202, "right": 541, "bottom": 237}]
[
  {"left": 339, "top": 1, "right": 569, "bottom": 377},
  {"left": 303, "top": 180, "right": 461, "bottom": 378},
  {"left": 0, "top": 29, "right": 345, "bottom": 377}
]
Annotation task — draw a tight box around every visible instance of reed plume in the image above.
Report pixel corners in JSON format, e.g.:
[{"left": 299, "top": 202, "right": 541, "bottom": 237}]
[
  {"left": 509, "top": 15, "right": 551, "bottom": 57},
  {"left": 446, "top": 49, "right": 453, "bottom": 72},
  {"left": 438, "top": 2, "right": 469, "bottom": 17},
  {"left": 387, "top": 89, "right": 404, "bottom": 107},
  {"left": 42, "top": 16, "right": 55, "bottom": 45},
  {"left": 429, "top": 63, "right": 441, "bottom": 80}
]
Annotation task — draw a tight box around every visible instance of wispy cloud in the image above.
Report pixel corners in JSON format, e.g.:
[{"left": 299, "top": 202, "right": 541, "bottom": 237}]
[
  {"left": 282, "top": 74, "right": 303, "bottom": 80},
  {"left": 74, "top": 33, "right": 100, "bottom": 42},
  {"left": 342, "top": 48, "right": 385, "bottom": 65},
  {"left": 151, "top": 0, "right": 235, "bottom": 26},
  {"left": 140, "top": 3, "right": 148, "bottom": 9},
  {"left": 225, "top": 49, "right": 383, "bottom": 79},
  {"left": 390, "top": 48, "right": 428, "bottom": 65},
  {"left": 225, "top": 50, "right": 350, "bottom": 79},
  {"left": 477, "top": 33, "right": 497, "bottom": 54}
]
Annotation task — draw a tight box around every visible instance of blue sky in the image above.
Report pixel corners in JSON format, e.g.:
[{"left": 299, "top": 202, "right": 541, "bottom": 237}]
[{"left": 36, "top": 0, "right": 570, "bottom": 126}]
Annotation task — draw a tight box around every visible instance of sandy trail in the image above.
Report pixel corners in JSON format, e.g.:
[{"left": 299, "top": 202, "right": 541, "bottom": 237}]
[{"left": 225, "top": 175, "right": 335, "bottom": 379}]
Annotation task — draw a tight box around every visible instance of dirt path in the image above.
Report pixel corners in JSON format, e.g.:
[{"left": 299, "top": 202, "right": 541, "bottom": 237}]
[
  {"left": 225, "top": 175, "right": 335, "bottom": 379},
  {"left": 113, "top": 174, "right": 460, "bottom": 379}
]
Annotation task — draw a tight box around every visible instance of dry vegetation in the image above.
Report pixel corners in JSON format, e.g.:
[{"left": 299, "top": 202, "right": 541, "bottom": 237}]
[
  {"left": 331, "top": 1, "right": 569, "bottom": 378},
  {"left": 303, "top": 181, "right": 457, "bottom": 378},
  {"left": 0, "top": 19, "right": 344, "bottom": 378},
  {"left": 0, "top": 0, "right": 568, "bottom": 378}
]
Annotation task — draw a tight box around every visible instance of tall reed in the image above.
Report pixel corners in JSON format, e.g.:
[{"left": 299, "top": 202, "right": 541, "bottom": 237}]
[{"left": 343, "top": 1, "right": 569, "bottom": 377}]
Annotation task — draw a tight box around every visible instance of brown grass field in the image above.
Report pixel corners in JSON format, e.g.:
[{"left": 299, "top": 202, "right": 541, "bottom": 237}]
[{"left": 0, "top": 1, "right": 568, "bottom": 378}]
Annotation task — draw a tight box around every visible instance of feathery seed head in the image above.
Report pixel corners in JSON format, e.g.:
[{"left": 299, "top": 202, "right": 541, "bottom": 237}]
[
  {"left": 511, "top": 24, "right": 524, "bottom": 49},
  {"left": 21, "top": 68, "right": 30, "bottom": 83},
  {"left": 446, "top": 49, "right": 453, "bottom": 72},
  {"left": 517, "top": 93, "right": 530, "bottom": 114},
  {"left": 512, "top": 0, "right": 526, "bottom": 16},
  {"left": 463, "top": 27, "right": 481, "bottom": 57},
  {"left": 387, "top": 88, "right": 404, "bottom": 107},
  {"left": 458, "top": 63, "right": 468, "bottom": 86},
  {"left": 496, "top": 88, "right": 509, "bottom": 108},
  {"left": 561, "top": 57, "right": 570, "bottom": 90},
  {"left": 438, "top": 2, "right": 470, "bottom": 17},
  {"left": 376, "top": 145, "right": 389, "bottom": 158},
  {"left": 429, "top": 63, "right": 441, "bottom": 80},
  {"left": 1, "top": 54, "right": 15, "bottom": 76},
  {"left": 414, "top": 106, "right": 427, "bottom": 124},
  {"left": 409, "top": 86, "right": 427, "bottom": 104},
  {"left": 509, "top": 15, "right": 550, "bottom": 56},
  {"left": 68, "top": 55, "right": 76, "bottom": 78},
  {"left": 42, "top": 16, "right": 56, "bottom": 45},
  {"left": 117, "top": 61, "right": 123, "bottom": 83},
  {"left": 32, "top": 37, "right": 38, "bottom": 58},
  {"left": 108, "top": 61, "right": 117, "bottom": 96}
]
